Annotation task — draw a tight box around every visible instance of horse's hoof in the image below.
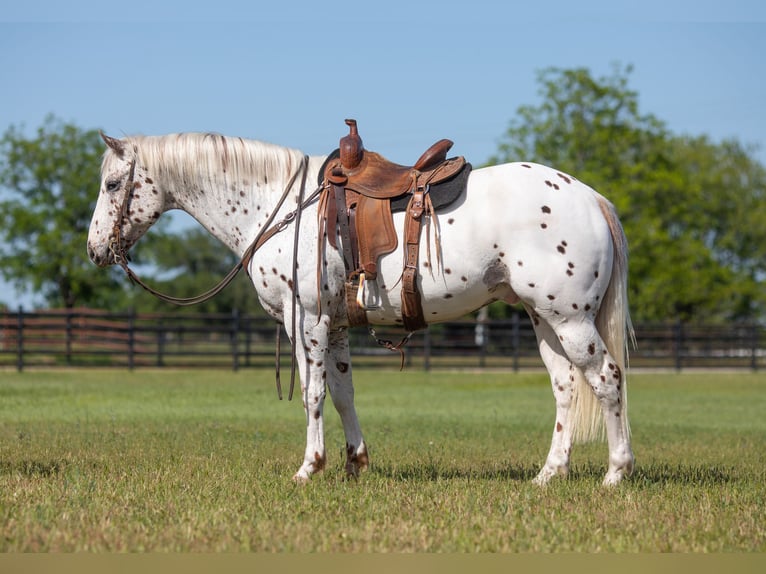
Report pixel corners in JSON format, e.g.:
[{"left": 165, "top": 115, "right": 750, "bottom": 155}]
[{"left": 292, "top": 470, "right": 311, "bottom": 484}]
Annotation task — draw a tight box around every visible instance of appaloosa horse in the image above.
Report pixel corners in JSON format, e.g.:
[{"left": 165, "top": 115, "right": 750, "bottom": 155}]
[{"left": 87, "top": 130, "right": 634, "bottom": 486}]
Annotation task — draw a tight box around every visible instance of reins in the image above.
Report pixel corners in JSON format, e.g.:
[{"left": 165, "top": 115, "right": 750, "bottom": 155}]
[
  {"left": 110, "top": 154, "right": 321, "bottom": 400},
  {"left": 110, "top": 155, "right": 314, "bottom": 307}
]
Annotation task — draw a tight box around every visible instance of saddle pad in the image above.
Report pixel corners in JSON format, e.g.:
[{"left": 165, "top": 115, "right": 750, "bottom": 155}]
[
  {"left": 319, "top": 149, "right": 472, "bottom": 214},
  {"left": 390, "top": 161, "right": 471, "bottom": 213}
]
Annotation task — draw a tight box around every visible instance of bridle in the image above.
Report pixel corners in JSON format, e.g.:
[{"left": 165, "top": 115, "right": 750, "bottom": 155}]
[
  {"left": 108, "top": 154, "right": 315, "bottom": 306},
  {"left": 108, "top": 152, "right": 320, "bottom": 401}
]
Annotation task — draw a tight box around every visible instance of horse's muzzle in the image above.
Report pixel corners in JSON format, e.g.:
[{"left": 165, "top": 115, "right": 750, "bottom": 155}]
[{"left": 87, "top": 242, "right": 115, "bottom": 267}]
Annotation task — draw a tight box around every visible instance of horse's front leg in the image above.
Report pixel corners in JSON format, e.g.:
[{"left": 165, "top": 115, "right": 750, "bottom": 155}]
[
  {"left": 326, "top": 328, "right": 368, "bottom": 478},
  {"left": 291, "top": 316, "right": 331, "bottom": 483}
]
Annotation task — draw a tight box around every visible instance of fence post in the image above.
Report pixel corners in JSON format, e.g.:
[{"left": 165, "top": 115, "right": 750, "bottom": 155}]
[
  {"left": 751, "top": 323, "right": 759, "bottom": 372},
  {"left": 157, "top": 318, "right": 165, "bottom": 367},
  {"left": 476, "top": 307, "right": 488, "bottom": 368},
  {"left": 65, "top": 309, "right": 73, "bottom": 366},
  {"left": 244, "top": 316, "right": 252, "bottom": 367},
  {"left": 128, "top": 308, "right": 135, "bottom": 371},
  {"left": 673, "top": 320, "right": 684, "bottom": 371},
  {"left": 16, "top": 306, "right": 24, "bottom": 373},
  {"left": 423, "top": 328, "right": 431, "bottom": 371},
  {"left": 231, "top": 308, "right": 240, "bottom": 372},
  {"left": 512, "top": 313, "right": 520, "bottom": 373}
]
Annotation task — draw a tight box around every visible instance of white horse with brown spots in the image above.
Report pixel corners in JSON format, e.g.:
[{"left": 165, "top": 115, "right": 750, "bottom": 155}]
[{"left": 87, "top": 131, "right": 634, "bottom": 486}]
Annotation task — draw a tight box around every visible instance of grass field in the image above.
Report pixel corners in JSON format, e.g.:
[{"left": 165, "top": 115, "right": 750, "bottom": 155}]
[{"left": 0, "top": 368, "right": 764, "bottom": 552}]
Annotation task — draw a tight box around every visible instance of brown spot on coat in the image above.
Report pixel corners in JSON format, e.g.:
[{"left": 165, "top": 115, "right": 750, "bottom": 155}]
[{"left": 482, "top": 259, "right": 511, "bottom": 291}]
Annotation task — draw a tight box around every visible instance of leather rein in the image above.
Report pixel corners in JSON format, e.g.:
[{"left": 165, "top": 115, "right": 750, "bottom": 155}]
[
  {"left": 109, "top": 155, "right": 314, "bottom": 306},
  {"left": 109, "top": 154, "right": 319, "bottom": 400}
]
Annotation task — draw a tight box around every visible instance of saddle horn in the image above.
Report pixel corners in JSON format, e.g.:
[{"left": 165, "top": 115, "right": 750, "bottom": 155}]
[{"left": 339, "top": 119, "right": 364, "bottom": 170}]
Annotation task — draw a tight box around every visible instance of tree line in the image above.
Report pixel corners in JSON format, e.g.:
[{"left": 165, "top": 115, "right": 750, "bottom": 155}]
[{"left": 1, "top": 64, "right": 764, "bottom": 323}]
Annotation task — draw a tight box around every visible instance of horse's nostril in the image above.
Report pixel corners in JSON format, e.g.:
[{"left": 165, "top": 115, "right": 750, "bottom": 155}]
[{"left": 87, "top": 244, "right": 107, "bottom": 266}]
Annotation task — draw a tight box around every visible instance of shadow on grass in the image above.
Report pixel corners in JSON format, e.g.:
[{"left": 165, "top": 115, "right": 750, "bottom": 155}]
[
  {"left": 370, "top": 460, "right": 743, "bottom": 486},
  {"left": 0, "top": 459, "right": 68, "bottom": 478},
  {"left": 370, "top": 461, "right": 541, "bottom": 482},
  {"left": 1, "top": 456, "right": 747, "bottom": 487},
  {"left": 629, "top": 462, "right": 741, "bottom": 486}
]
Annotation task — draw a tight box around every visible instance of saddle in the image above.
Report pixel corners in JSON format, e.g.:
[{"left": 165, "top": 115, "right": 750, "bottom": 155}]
[{"left": 319, "top": 119, "right": 470, "bottom": 331}]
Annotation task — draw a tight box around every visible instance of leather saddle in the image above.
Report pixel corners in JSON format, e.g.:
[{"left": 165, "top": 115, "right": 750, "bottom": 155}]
[{"left": 319, "top": 119, "right": 470, "bottom": 331}]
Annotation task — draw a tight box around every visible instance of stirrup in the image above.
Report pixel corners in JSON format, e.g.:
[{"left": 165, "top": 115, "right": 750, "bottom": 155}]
[{"left": 355, "top": 273, "right": 381, "bottom": 311}]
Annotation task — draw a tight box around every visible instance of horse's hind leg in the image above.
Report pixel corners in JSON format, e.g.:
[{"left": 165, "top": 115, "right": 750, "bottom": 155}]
[
  {"left": 551, "top": 318, "right": 634, "bottom": 486},
  {"left": 326, "top": 329, "right": 369, "bottom": 477},
  {"left": 528, "top": 310, "right": 576, "bottom": 485}
]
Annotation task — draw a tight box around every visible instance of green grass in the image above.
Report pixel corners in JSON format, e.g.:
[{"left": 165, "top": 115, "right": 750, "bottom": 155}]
[{"left": 0, "top": 368, "right": 764, "bottom": 552}]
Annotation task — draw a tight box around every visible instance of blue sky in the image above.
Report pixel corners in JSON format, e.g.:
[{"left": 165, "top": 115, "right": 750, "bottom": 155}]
[{"left": 1, "top": 1, "right": 765, "bottom": 308}]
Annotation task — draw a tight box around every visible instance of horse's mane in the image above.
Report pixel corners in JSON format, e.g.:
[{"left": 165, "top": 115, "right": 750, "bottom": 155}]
[{"left": 104, "top": 132, "right": 305, "bottom": 188}]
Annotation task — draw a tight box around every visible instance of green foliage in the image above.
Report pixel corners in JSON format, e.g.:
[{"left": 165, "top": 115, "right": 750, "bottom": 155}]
[
  {"left": 0, "top": 370, "right": 764, "bottom": 551},
  {"left": 490, "top": 64, "right": 766, "bottom": 323}
]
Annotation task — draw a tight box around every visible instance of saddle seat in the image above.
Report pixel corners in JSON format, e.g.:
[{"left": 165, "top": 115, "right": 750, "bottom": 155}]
[{"left": 328, "top": 138, "right": 459, "bottom": 199}]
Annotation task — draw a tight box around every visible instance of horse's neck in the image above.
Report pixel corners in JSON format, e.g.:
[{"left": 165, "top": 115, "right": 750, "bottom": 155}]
[{"left": 163, "top": 154, "right": 321, "bottom": 258}]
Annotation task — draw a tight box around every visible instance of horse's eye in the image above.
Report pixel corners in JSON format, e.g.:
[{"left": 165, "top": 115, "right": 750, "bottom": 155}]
[{"left": 105, "top": 180, "right": 120, "bottom": 192}]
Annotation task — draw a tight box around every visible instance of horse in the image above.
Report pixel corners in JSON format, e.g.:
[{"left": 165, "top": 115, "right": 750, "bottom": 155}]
[{"left": 87, "top": 130, "right": 635, "bottom": 486}]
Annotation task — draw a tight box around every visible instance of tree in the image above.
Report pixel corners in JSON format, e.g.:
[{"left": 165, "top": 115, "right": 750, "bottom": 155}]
[
  {"left": 489, "top": 64, "right": 766, "bottom": 323},
  {"left": 0, "top": 115, "right": 131, "bottom": 309}
]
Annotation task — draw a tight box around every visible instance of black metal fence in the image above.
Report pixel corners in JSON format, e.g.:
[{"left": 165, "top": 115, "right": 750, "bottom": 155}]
[{"left": 1, "top": 308, "right": 763, "bottom": 371}]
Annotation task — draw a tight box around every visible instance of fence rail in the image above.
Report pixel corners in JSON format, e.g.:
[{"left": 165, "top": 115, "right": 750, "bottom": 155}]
[{"left": 1, "top": 308, "right": 763, "bottom": 371}]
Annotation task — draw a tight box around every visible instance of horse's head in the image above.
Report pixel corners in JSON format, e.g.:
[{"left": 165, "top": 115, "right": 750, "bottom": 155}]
[{"left": 87, "top": 133, "right": 165, "bottom": 267}]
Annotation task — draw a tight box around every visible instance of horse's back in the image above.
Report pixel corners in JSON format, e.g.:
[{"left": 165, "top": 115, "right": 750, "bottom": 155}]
[{"left": 364, "top": 161, "right": 615, "bottom": 325}]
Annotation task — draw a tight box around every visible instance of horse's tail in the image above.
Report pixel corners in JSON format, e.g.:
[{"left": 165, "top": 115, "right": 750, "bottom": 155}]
[{"left": 570, "top": 195, "right": 634, "bottom": 443}]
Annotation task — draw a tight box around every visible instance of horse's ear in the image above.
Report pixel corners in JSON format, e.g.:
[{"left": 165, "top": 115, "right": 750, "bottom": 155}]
[{"left": 100, "top": 131, "right": 125, "bottom": 158}]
